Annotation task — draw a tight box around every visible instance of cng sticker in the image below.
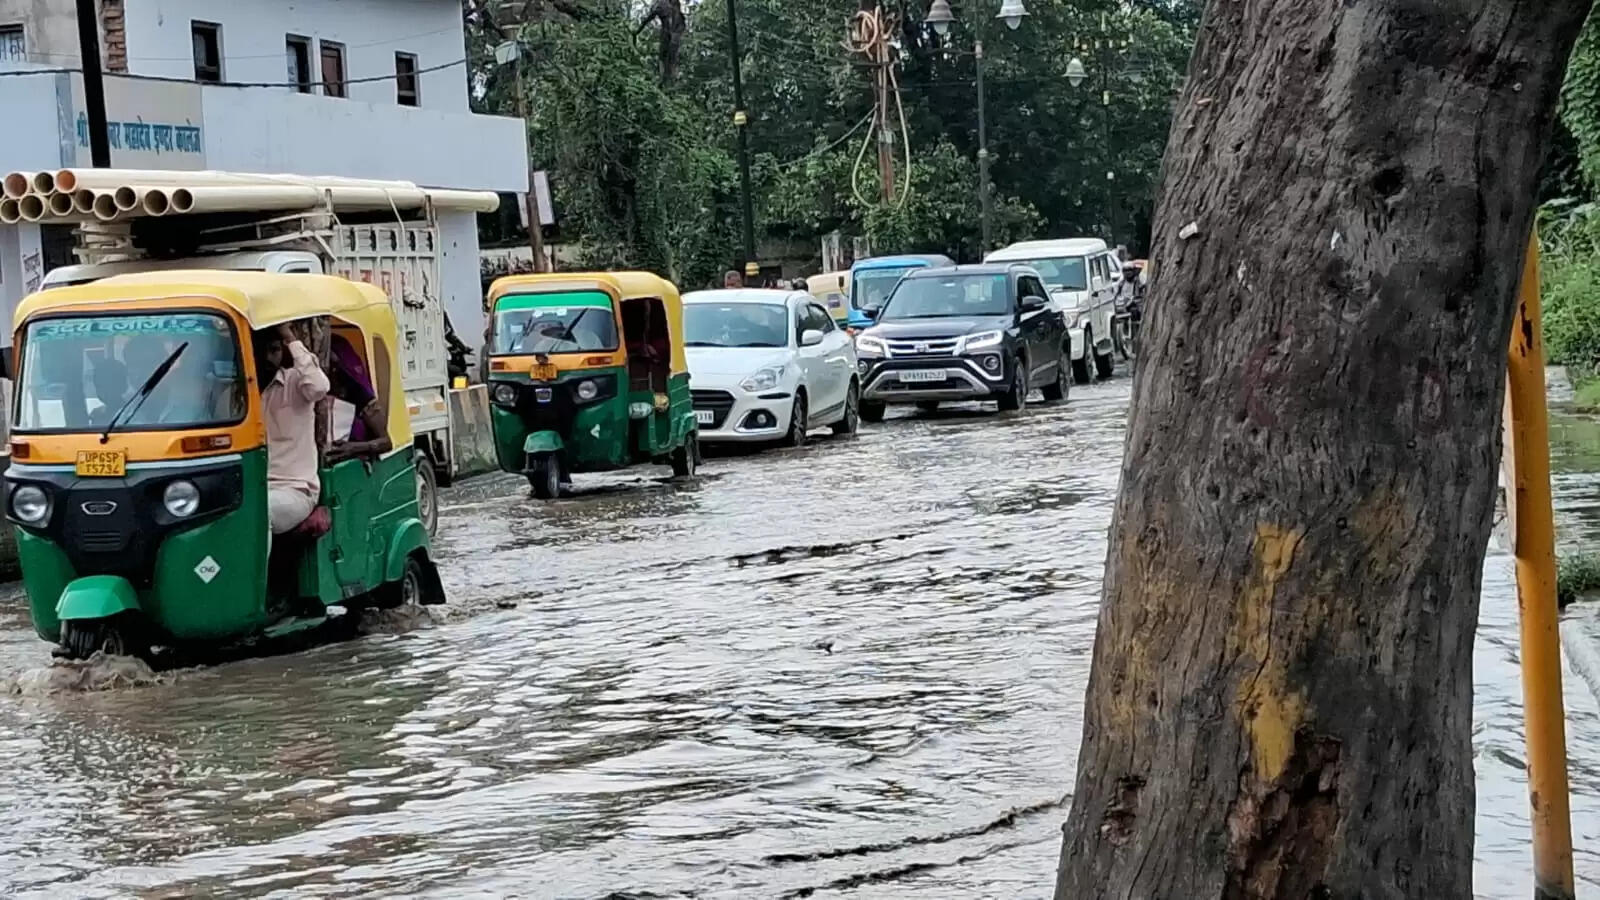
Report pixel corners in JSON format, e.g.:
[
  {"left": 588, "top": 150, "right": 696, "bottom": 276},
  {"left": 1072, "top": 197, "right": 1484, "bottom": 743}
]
[{"left": 194, "top": 556, "right": 221, "bottom": 584}]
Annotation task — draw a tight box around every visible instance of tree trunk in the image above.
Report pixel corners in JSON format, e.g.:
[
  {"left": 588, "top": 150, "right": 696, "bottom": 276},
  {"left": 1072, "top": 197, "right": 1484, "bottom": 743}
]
[{"left": 1056, "top": 2, "right": 1590, "bottom": 898}]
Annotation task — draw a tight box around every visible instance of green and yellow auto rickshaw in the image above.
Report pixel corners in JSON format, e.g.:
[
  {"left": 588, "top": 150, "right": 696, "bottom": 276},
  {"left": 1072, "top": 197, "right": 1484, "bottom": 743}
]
[
  {"left": 4, "top": 270, "right": 444, "bottom": 660},
  {"left": 484, "top": 271, "right": 699, "bottom": 498}
]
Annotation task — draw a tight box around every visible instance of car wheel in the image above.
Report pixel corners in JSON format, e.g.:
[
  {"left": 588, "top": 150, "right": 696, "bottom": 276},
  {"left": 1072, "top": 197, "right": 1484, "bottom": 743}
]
[
  {"left": 528, "top": 452, "right": 562, "bottom": 500},
  {"left": 1094, "top": 334, "right": 1116, "bottom": 379},
  {"left": 860, "top": 399, "right": 887, "bottom": 423},
  {"left": 997, "top": 358, "right": 1027, "bottom": 412},
  {"left": 831, "top": 382, "right": 861, "bottom": 436},
  {"left": 1072, "top": 331, "right": 1093, "bottom": 385},
  {"left": 782, "top": 392, "right": 808, "bottom": 448},
  {"left": 1041, "top": 358, "right": 1070, "bottom": 403}
]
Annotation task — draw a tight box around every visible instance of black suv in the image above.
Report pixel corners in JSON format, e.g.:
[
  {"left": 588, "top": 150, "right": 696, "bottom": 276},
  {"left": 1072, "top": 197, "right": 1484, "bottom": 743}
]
[{"left": 854, "top": 264, "right": 1069, "bottom": 421}]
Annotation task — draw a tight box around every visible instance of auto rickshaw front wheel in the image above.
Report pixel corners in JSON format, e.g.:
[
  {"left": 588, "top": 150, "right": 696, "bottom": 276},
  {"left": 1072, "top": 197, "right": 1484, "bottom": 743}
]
[
  {"left": 671, "top": 434, "right": 700, "bottom": 479},
  {"left": 57, "top": 618, "right": 135, "bottom": 661},
  {"left": 528, "top": 452, "right": 563, "bottom": 500}
]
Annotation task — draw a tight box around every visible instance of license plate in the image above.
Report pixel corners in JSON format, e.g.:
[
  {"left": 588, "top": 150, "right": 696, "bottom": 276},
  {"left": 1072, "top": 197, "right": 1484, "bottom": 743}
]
[
  {"left": 534, "top": 387, "right": 553, "bottom": 403},
  {"left": 529, "top": 363, "right": 558, "bottom": 382},
  {"left": 75, "top": 449, "right": 126, "bottom": 477},
  {"left": 899, "top": 369, "right": 946, "bottom": 383},
  {"left": 695, "top": 409, "right": 715, "bottom": 425}
]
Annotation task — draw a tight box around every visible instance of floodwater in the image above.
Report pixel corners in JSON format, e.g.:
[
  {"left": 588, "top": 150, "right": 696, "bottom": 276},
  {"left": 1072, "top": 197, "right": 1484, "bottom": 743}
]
[{"left": 0, "top": 377, "right": 1596, "bottom": 898}]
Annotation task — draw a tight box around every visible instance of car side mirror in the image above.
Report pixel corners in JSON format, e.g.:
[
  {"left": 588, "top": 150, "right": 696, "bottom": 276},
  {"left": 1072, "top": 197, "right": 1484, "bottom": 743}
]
[
  {"left": 1020, "top": 295, "right": 1046, "bottom": 313},
  {"left": 800, "top": 329, "right": 826, "bottom": 347},
  {"left": 861, "top": 307, "right": 879, "bottom": 320}
]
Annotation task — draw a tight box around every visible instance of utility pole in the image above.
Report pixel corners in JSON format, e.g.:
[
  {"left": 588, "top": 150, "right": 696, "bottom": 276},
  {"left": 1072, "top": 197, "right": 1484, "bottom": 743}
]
[
  {"left": 976, "top": 40, "right": 991, "bottom": 253},
  {"left": 872, "top": 5, "right": 895, "bottom": 204},
  {"left": 512, "top": 50, "right": 549, "bottom": 273},
  {"left": 726, "top": 0, "right": 758, "bottom": 280},
  {"left": 75, "top": 0, "right": 110, "bottom": 167}
]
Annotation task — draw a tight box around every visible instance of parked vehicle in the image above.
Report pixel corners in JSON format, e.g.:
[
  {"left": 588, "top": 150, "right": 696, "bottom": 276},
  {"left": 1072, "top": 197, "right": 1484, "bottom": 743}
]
[
  {"left": 846, "top": 254, "right": 956, "bottom": 330},
  {"left": 806, "top": 271, "right": 852, "bottom": 328},
  {"left": 984, "top": 238, "right": 1119, "bottom": 384},
  {"left": 4, "top": 271, "right": 445, "bottom": 660},
  {"left": 854, "top": 264, "right": 1069, "bottom": 420},
  {"left": 684, "top": 289, "right": 859, "bottom": 447},
  {"left": 483, "top": 272, "right": 699, "bottom": 498}
]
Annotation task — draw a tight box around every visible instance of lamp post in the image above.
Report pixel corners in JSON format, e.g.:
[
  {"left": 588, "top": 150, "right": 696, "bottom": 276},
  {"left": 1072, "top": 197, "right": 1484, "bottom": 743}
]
[
  {"left": 927, "top": 0, "right": 1043, "bottom": 255},
  {"left": 496, "top": 38, "right": 550, "bottom": 272}
]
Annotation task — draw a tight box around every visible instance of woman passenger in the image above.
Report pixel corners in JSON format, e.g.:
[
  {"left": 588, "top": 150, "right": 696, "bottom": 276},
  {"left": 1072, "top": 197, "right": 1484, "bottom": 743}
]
[{"left": 325, "top": 334, "right": 392, "bottom": 464}]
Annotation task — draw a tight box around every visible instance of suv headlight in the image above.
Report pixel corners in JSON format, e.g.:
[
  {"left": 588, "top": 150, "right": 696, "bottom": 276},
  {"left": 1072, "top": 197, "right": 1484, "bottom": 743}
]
[
  {"left": 855, "top": 335, "right": 887, "bottom": 356},
  {"left": 11, "top": 485, "right": 49, "bottom": 524},
  {"left": 959, "top": 330, "right": 1003, "bottom": 353},
  {"left": 741, "top": 366, "right": 785, "bottom": 393}
]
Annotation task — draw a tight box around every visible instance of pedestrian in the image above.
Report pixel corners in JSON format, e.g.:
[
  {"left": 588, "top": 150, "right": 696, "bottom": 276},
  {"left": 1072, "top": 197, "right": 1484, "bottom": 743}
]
[{"left": 723, "top": 270, "right": 743, "bottom": 289}]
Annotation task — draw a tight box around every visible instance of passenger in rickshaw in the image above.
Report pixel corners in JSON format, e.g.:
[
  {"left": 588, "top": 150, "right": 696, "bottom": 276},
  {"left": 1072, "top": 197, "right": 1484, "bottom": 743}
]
[
  {"left": 253, "top": 322, "right": 330, "bottom": 535},
  {"left": 326, "top": 333, "right": 391, "bottom": 464}
]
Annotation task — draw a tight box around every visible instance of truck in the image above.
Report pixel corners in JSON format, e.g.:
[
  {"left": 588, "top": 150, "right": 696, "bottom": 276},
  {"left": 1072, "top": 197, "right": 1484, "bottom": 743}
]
[{"left": 34, "top": 201, "right": 490, "bottom": 536}]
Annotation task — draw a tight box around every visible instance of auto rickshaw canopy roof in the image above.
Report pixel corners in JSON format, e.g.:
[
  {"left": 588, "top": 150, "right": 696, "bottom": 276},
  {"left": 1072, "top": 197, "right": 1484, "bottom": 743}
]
[
  {"left": 15, "top": 270, "right": 398, "bottom": 336},
  {"left": 487, "top": 271, "right": 687, "bottom": 376},
  {"left": 14, "top": 269, "right": 412, "bottom": 450}
]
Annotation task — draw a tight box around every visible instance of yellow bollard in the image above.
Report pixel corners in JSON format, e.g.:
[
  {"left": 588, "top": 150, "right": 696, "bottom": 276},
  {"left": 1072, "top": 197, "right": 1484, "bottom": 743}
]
[{"left": 1503, "top": 231, "right": 1576, "bottom": 900}]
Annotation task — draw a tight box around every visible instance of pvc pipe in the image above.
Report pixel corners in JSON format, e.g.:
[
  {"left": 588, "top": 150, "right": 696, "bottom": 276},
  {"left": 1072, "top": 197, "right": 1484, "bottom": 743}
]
[
  {"left": 55, "top": 168, "right": 416, "bottom": 193},
  {"left": 18, "top": 195, "right": 45, "bottom": 221},
  {"left": 0, "top": 198, "right": 19, "bottom": 224},
  {"left": 423, "top": 189, "right": 502, "bottom": 213},
  {"left": 47, "top": 192, "right": 75, "bottom": 216},
  {"left": 2, "top": 172, "right": 34, "bottom": 200},
  {"left": 30, "top": 172, "right": 54, "bottom": 195},
  {"left": 72, "top": 189, "right": 96, "bottom": 214},
  {"left": 168, "top": 185, "right": 324, "bottom": 214},
  {"left": 140, "top": 188, "right": 171, "bottom": 217},
  {"left": 93, "top": 193, "right": 121, "bottom": 221}
]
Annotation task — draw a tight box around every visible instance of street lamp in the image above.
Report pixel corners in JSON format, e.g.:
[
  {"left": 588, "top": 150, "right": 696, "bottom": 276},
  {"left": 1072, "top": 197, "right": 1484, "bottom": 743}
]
[
  {"left": 1065, "top": 56, "right": 1087, "bottom": 88},
  {"left": 996, "top": 0, "right": 1028, "bottom": 30},
  {"left": 927, "top": 0, "right": 954, "bottom": 36}
]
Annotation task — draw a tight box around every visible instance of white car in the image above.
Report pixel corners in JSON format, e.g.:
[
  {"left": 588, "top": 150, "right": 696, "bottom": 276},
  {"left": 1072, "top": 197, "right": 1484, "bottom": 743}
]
[
  {"left": 684, "top": 289, "right": 860, "bottom": 446},
  {"left": 984, "top": 238, "right": 1121, "bottom": 383}
]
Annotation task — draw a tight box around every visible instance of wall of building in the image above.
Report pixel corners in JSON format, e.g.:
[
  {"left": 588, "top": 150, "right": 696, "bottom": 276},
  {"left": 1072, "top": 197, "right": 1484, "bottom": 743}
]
[
  {"left": 121, "top": 0, "right": 468, "bottom": 112},
  {"left": 0, "top": 0, "right": 87, "bottom": 68},
  {"left": 437, "top": 210, "right": 487, "bottom": 351}
]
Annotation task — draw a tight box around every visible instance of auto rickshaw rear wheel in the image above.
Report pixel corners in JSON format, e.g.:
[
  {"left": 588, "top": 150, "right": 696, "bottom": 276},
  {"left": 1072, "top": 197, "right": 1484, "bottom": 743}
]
[
  {"left": 529, "top": 452, "right": 563, "bottom": 500},
  {"left": 59, "top": 619, "right": 130, "bottom": 661},
  {"left": 374, "top": 553, "right": 446, "bottom": 609},
  {"left": 671, "top": 434, "right": 699, "bottom": 479},
  {"left": 413, "top": 449, "right": 439, "bottom": 537}
]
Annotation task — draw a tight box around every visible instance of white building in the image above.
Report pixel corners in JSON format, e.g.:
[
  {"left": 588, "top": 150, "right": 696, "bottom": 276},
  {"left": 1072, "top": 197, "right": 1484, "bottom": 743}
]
[{"left": 0, "top": 0, "right": 527, "bottom": 355}]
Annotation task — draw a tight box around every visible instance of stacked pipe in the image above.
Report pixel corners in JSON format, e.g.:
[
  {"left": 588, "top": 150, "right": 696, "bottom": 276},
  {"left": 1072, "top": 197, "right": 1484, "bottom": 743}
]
[{"left": 0, "top": 167, "right": 498, "bottom": 226}]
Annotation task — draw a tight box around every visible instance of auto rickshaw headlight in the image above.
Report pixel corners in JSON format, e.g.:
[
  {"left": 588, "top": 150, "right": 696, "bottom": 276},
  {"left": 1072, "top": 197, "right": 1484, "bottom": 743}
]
[
  {"left": 163, "top": 480, "right": 201, "bottom": 518},
  {"left": 576, "top": 379, "right": 599, "bottom": 402},
  {"left": 492, "top": 383, "right": 518, "bottom": 406},
  {"left": 11, "top": 485, "right": 49, "bottom": 524}
]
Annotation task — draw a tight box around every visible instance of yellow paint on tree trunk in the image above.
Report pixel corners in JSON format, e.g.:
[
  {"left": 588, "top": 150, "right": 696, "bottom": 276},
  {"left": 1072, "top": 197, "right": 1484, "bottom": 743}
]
[{"left": 1232, "top": 523, "right": 1307, "bottom": 781}]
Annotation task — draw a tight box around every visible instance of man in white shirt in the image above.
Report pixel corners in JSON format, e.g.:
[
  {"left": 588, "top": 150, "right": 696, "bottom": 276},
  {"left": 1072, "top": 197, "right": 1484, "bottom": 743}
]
[{"left": 258, "top": 322, "right": 330, "bottom": 534}]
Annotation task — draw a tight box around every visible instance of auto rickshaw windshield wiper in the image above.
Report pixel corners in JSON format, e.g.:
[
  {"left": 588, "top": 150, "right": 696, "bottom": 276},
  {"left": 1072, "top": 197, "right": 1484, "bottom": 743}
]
[{"left": 100, "top": 342, "right": 188, "bottom": 444}]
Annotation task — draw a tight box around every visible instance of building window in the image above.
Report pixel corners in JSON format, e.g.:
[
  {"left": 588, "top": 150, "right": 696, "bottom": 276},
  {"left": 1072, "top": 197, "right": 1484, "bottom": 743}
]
[
  {"left": 320, "top": 40, "right": 347, "bottom": 98},
  {"left": 286, "top": 35, "right": 312, "bottom": 93},
  {"left": 0, "top": 24, "right": 24, "bottom": 64},
  {"left": 191, "top": 21, "right": 222, "bottom": 83},
  {"left": 395, "top": 52, "right": 419, "bottom": 107}
]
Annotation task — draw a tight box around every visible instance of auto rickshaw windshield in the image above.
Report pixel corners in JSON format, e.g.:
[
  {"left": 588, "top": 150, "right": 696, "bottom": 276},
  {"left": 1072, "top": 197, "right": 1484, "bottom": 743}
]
[
  {"left": 491, "top": 291, "right": 618, "bottom": 356},
  {"left": 13, "top": 311, "right": 246, "bottom": 433}
]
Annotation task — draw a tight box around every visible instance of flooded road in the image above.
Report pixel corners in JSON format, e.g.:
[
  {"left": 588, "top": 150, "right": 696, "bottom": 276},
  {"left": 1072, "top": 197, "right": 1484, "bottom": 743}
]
[{"left": 1, "top": 377, "right": 1597, "bottom": 898}]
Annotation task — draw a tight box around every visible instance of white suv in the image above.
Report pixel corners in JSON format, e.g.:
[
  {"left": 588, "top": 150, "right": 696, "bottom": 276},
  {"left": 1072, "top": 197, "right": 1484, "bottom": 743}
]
[
  {"left": 985, "top": 238, "right": 1120, "bottom": 383},
  {"left": 684, "top": 290, "right": 860, "bottom": 447}
]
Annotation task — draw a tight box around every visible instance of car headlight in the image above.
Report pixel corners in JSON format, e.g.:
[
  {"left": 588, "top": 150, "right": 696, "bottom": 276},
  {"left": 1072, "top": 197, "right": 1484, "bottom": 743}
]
[
  {"left": 575, "top": 379, "right": 599, "bottom": 401},
  {"left": 960, "top": 330, "right": 1003, "bottom": 353},
  {"left": 492, "top": 382, "right": 518, "bottom": 405},
  {"left": 740, "top": 366, "right": 785, "bottom": 393},
  {"left": 11, "top": 485, "right": 49, "bottom": 524},
  {"left": 855, "top": 335, "right": 887, "bottom": 356},
  {"left": 163, "top": 480, "right": 200, "bottom": 518}
]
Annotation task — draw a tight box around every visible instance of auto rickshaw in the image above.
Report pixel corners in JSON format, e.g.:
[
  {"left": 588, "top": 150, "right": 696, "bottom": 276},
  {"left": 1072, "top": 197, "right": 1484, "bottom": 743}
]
[
  {"left": 806, "top": 271, "right": 850, "bottom": 329},
  {"left": 4, "top": 270, "right": 444, "bottom": 660},
  {"left": 484, "top": 271, "right": 699, "bottom": 498}
]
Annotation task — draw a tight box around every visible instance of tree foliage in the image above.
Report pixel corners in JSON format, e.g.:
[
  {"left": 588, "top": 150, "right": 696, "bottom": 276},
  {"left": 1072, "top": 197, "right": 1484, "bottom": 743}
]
[{"left": 468, "top": 0, "right": 1200, "bottom": 286}]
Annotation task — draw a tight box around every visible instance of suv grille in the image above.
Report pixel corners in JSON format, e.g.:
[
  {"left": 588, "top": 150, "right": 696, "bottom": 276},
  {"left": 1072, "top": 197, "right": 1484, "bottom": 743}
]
[{"left": 885, "top": 337, "right": 961, "bottom": 358}]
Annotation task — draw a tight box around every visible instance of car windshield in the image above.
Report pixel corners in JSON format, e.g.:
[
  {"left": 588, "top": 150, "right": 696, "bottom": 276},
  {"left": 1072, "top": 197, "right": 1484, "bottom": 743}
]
[
  {"left": 1008, "top": 256, "right": 1088, "bottom": 292},
  {"left": 14, "top": 312, "right": 245, "bottom": 433},
  {"left": 852, "top": 267, "right": 914, "bottom": 310},
  {"left": 684, "top": 303, "right": 789, "bottom": 348},
  {"left": 492, "top": 291, "right": 618, "bottom": 355},
  {"left": 880, "top": 274, "right": 1012, "bottom": 319}
]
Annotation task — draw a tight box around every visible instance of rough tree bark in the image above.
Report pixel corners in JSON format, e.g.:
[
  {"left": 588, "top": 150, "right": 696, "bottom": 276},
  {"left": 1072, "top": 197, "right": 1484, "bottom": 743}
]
[{"left": 1056, "top": 1, "right": 1591, "bottom": 898}]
